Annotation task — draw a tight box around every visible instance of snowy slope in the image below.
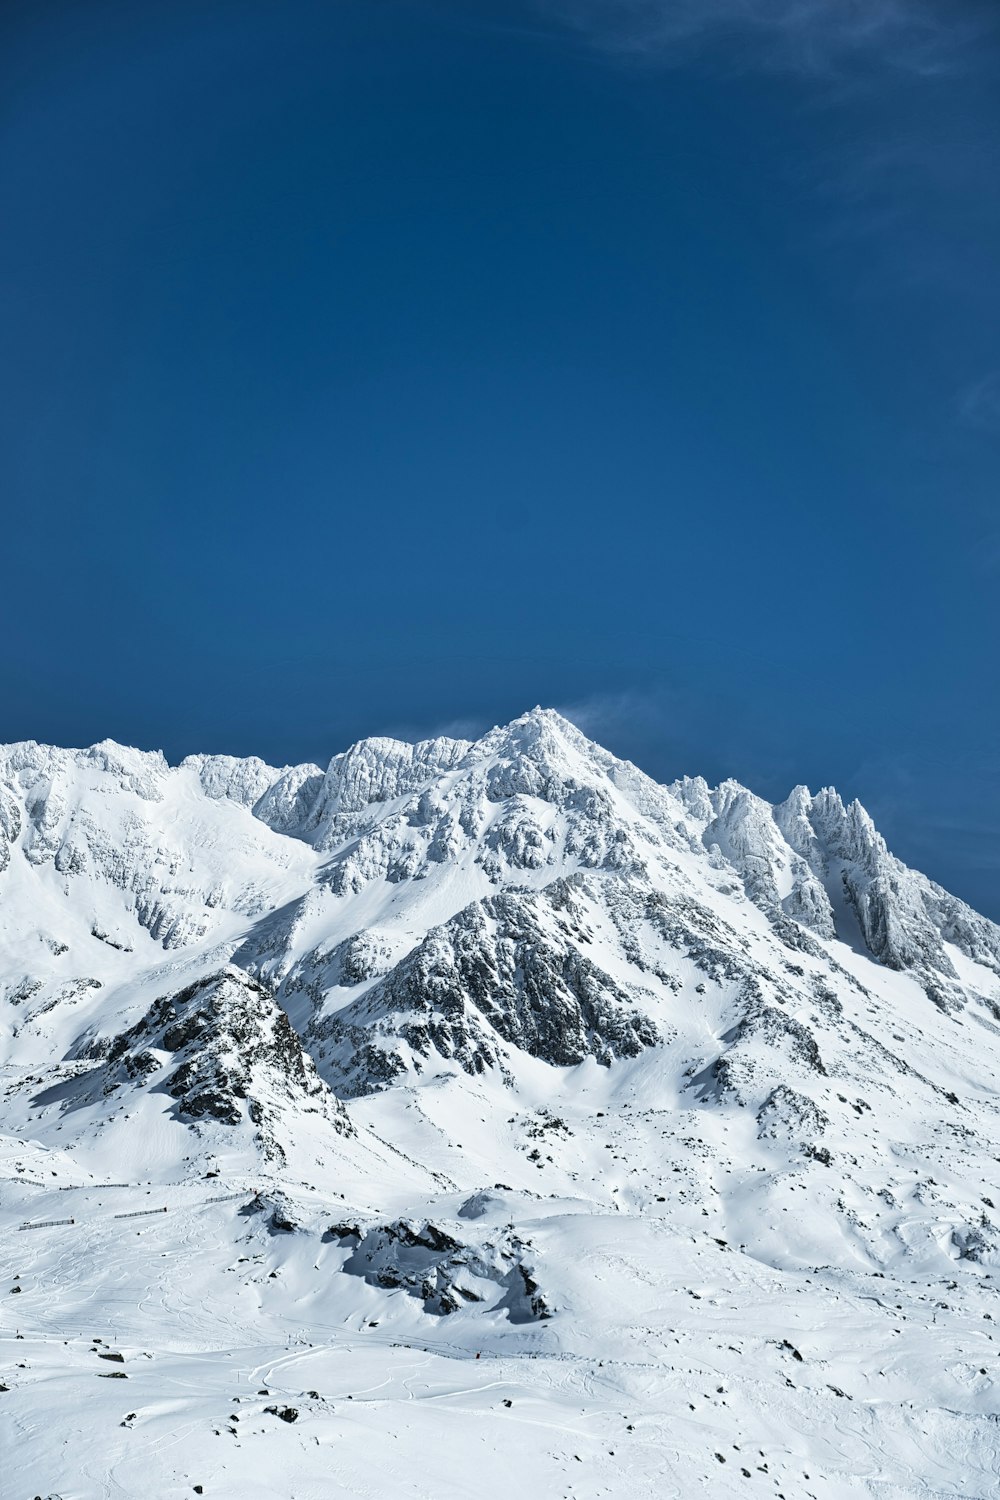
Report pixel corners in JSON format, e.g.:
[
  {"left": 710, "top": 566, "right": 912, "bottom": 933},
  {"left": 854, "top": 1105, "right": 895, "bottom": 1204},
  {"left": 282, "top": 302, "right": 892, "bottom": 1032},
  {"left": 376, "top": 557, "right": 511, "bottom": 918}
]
[{"left": 2, "top": 710, "right": 1000, "bottom": 1498}]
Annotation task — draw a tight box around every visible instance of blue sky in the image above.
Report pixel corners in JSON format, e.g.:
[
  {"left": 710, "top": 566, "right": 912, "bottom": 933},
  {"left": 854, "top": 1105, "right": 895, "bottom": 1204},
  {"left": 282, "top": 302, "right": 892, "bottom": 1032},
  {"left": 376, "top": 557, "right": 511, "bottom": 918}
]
[{"left": 1, "top": 0, "right": 998, "bottom": 915}]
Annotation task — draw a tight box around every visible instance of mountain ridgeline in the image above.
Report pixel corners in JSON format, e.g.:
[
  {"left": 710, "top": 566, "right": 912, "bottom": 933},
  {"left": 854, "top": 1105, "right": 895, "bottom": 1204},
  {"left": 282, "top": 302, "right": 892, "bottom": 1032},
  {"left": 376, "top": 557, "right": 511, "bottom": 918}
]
[
  {"left": 6, "top": 711, "right": 1000, "bottom": 1496},
  {"left": 0, "top": 708, "right": 995, "bottom": 1122}
]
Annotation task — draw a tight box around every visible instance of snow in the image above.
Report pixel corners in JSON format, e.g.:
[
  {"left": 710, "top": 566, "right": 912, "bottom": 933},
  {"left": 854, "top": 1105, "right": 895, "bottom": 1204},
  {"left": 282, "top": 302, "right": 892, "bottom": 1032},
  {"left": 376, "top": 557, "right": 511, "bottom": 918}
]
[{"left": 3, "top": 708, "right": 1000, "bottom": 1496}]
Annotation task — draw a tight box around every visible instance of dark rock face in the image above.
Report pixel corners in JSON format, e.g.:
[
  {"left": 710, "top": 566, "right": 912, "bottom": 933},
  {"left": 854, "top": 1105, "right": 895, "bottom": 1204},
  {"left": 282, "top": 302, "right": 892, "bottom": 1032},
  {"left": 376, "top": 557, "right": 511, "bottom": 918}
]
[
  {"left": 640, "top": 890, "right": 754, "bottom": 985},
  {"left": 337, "top": 1217, "right": 553, "bottom": 1321},
  {"left": 10, "top": 710, "right": 1000, "bottom": 1244},
  {"left": 264, "top": 1405, "right": 299, "bottom": 1423},
  {"left": 318, "top": 881, "right": 658, "bottom": 1095},
  {"left": 53, "top": 968, "right": 353, "bottom": 1149}
]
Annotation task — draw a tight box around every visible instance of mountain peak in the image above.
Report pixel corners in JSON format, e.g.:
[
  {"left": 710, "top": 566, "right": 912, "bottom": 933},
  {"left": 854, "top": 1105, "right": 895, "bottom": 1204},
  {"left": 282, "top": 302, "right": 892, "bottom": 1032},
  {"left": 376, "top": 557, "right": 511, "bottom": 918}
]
[
  {"left": 4, "top": 713, "right": 1000, "bottom": 1500},
  {"left": 474, "top": 706, "right": 592, "bottom": 760}
]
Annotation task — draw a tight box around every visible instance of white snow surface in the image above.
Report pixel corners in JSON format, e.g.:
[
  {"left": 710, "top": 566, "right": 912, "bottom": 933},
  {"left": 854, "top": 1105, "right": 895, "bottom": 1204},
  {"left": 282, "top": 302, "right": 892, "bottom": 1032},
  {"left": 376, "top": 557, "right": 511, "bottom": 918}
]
[{"left": 2, "top": 709, "right": 1000, "bottom": 1497}]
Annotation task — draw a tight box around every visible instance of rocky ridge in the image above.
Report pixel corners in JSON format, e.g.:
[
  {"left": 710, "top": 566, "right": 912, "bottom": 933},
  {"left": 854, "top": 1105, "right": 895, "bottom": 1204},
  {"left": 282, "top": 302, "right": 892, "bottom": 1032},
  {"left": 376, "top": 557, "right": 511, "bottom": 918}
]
[
  {"left": 1, "top": 709, "right": 998, "bottom": 1199},
  {"left": 5, "top": 712, "right": 1000, "bottom": 1498}
]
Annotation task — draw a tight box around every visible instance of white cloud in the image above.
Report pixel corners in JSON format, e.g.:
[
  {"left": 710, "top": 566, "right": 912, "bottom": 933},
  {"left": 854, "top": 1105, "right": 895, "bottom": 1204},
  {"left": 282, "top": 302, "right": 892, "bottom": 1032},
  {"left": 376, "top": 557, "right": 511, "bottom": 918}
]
[
  {"left": 546, "top": 0, "right": 978, "bottom": 76},
  {"left": 554, "top": 687, "right": 676, "bottom": 739}
]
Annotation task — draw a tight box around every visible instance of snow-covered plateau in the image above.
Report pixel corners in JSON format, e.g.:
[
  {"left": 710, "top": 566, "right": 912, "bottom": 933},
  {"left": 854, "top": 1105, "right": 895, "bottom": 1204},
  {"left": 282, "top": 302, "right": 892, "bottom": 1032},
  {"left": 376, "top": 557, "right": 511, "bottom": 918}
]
[{"left": 2, "top": 708, "right": 1000, "bottom": 1498}]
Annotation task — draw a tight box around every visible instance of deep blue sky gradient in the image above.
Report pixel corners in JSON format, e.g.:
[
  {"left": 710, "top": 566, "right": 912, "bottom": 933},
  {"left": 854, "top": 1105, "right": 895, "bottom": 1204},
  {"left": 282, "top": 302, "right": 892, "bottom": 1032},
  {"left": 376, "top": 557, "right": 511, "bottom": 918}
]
[{"left": 2, "top": 0, "right": 998, "bottom": 913}]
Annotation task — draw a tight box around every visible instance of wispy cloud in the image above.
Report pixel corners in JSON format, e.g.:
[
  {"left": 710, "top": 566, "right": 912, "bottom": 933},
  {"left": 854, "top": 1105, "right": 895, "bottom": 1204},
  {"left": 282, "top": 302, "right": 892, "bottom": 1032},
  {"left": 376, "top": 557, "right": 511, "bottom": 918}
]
[
  {"left": 553, "top": 686, "right": 744, "bottom": 782},
  {"left": 374, "top": 712, "right": 490, "bottom": 746},
  {"left": 958, "top": 372, "right": 1000, "bottom": 434},
  {"left": 554, "top": 687, "right": 684, "bottom": 750},
  {"left": 545, "top": 0, "right": 983, "bottom": 77}
]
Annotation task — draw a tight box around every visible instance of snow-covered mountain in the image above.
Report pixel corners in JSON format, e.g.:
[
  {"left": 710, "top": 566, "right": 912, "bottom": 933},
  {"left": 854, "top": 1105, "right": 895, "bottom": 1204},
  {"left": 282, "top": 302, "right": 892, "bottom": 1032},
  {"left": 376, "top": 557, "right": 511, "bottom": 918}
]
[{"left": 3, "top": 710, "right": 1000, "bottom": 1498}]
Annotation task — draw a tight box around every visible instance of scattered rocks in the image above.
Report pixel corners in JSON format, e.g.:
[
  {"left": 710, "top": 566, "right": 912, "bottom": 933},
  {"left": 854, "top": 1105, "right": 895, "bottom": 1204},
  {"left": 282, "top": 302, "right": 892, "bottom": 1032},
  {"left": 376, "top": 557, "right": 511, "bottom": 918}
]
[
  {"left": 340, "top": 1217, "right": 553, "bottom": 1321},
  {"left": 264, "top": 1405, "right": 299, "bottom": 1423}
]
